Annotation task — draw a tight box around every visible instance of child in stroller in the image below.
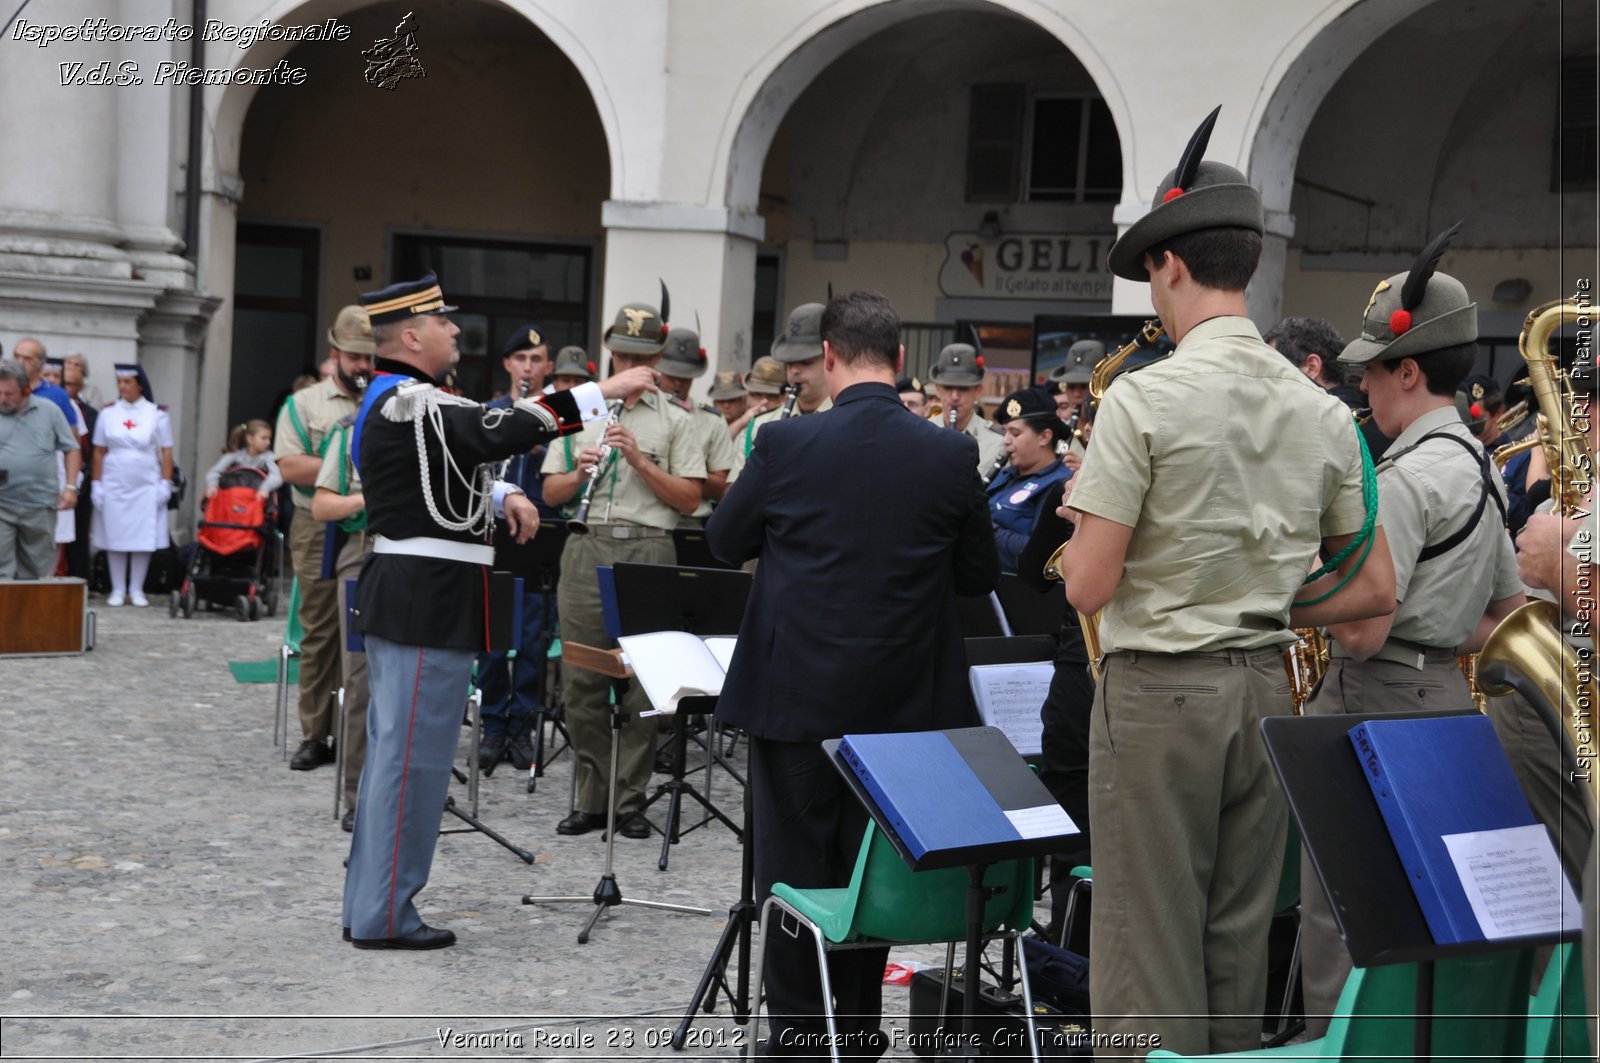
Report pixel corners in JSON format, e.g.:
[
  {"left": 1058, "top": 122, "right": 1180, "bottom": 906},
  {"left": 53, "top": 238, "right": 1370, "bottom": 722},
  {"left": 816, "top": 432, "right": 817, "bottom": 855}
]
[{"left": 171, "top": 422, "right": 283, "bottom": 620}]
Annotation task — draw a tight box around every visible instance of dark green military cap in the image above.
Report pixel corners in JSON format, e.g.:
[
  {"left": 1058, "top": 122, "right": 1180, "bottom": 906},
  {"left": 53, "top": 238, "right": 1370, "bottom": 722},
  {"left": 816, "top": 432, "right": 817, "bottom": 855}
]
[
  {"left": 1340, "top": 223, "right": 1476, "bottom": 365},
  {"left": 659, "top": 327, "right": 709, "bottom": 380},
  {"left": 929, "top": 343, "right": 985, "bottom": 387},
  {"left": 552, "top": 345, "right": 596, "bottom": 380},
  {"left": 1050, "top": 339, "right": 1106, "bottom": 387},
  {"left": 603, "top": 302, "right": 669, "bottom": 355},
  {"left": 771, "top": 303, "right": 825, "bottom": 363},
  {"left": 1107, "top": 106, "right": 1264, "bottom": 283}
]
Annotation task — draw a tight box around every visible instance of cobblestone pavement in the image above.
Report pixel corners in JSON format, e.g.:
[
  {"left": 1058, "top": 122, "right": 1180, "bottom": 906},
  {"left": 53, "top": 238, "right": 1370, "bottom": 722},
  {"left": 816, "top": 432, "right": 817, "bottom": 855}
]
[{"left": 1, "top": 595, "right": 990, "bottom": 1061}]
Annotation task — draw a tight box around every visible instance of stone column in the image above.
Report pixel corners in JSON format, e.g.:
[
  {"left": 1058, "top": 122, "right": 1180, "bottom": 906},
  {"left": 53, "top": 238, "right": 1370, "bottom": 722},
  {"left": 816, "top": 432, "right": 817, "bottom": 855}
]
[{"left": 599, "top": 202, "right": 765, "bottom": 390}]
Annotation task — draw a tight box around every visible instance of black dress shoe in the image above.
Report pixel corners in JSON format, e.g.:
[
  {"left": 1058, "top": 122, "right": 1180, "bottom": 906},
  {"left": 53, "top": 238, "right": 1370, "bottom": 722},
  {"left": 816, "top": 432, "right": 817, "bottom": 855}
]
[
  {"left": 342, "top": 927, "right": 351, "bottom": 941},
  {"left": 290, "top": 738, "right": 334, "bottom": 771},
  {"left": 610, "top": 811, "right": 652, "bottom": 840},
  {"left": 340, "top": 809, "right": 354, "bottom": 833},
  {"left": 349, "top": 923, "right": 456, "bottom": 950},
  {"left": 556, "top": 810, "right": 605, "bottom": 836},
  {"left": 477, "top": 733, "right": 507, "bottom": 773}
]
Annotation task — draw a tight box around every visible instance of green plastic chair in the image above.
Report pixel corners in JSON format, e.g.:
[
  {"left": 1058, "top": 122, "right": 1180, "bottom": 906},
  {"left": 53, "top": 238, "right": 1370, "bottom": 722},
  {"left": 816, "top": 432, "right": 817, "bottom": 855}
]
[
  {"left": 1526, "top": 942, "right": 1591, "bottom": 1062},
  {"left": 752, "top": 820, "right": 1040, "bottom": 1063},
  {"left": 274, "top": 576, "right": 305, "bottom": 753},
  {"left": 1148, "top": 947, "right": 1534, "bottom": 1062}
]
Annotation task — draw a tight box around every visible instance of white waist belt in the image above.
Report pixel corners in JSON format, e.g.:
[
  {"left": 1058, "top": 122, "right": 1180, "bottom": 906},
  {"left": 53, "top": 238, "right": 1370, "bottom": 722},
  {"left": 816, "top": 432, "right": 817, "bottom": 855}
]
[{"left": 374, "top": 535, "right": 493, "bottom": 566}]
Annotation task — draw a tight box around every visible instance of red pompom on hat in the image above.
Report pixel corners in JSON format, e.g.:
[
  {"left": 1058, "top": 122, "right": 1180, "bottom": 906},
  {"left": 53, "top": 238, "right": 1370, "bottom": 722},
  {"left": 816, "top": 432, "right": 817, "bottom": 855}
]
[
  {"left": 974, "top": 355, "right": 985, "bottom": 368},
  {"left": 1162, "top": 187, "right": 1185, "bottom": 203},
  {"left": 1389, "top": 309, "right": 1412, "bottom": 335},
  {"left": 586, "top": 361, "right": 596, "bottom": 374},
  {"left": 1469, "top": 403, "right": 1483, "bottom": 418}
]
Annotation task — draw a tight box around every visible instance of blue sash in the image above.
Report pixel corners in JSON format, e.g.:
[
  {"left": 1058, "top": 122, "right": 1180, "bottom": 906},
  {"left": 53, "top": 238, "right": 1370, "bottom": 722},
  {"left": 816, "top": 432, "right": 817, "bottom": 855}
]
[{"left": 349, "top": 373, "right": 406, "bottom": 478}]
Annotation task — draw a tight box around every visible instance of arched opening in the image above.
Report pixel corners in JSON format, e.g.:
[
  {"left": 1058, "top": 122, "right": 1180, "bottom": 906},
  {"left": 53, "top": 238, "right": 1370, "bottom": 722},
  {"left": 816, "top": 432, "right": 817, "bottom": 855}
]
[
  {"left": 1272, "top": 0, "right": 1595, "bottom": 374},
  {"left": 221, "top": 0, "right": 610, "bottom": 428},
  {"left": 725, "top": 2, "right": 1127, "bottom": 396}
]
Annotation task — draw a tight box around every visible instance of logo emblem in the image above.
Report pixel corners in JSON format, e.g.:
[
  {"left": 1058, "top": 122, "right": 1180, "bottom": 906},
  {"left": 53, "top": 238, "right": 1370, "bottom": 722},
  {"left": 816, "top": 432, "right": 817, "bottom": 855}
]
[
  {"left": 1363, "top": 279, "right": 1391, "bottom": 321},
  {"left": 1471, "top": 383, "right": 1484, "bottom": 400},
  {"left": 1006, "top": 399, "right": 1022, "bottom": 418},
  {"left": 528, "top": 328, "right": 541, "bottom": 347},
  {"left": 622, "top": 308, "right": 651, "bottom": 337},
  {"left": 1009, "top": 486, "right": 1035, "bottom": 505}
]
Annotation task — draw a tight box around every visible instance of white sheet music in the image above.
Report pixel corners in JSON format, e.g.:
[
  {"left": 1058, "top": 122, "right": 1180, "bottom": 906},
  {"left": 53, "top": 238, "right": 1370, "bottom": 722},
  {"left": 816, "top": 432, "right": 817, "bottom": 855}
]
[
  {"left": 1442, "top": 824, "right": 1580, "bottom": 939},
  {"left": 968, "top": 663, "right": 1054, "bottom": 757},
  {"left": 1005, "top": 804, "right": 1078, "bottom": 840},
  {"left": 617, "top": 632, "right": 736, "bottom": 716}
]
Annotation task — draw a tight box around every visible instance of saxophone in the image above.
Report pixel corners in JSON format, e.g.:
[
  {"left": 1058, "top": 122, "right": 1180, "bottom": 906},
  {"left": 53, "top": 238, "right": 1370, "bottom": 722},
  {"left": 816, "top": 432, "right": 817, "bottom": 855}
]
[
  {"left": 1476, "top": 300, "right": 1597, "bottom": 814},
  {"left": 1041, "top": 320, "right": 1166, "bottom": 681}
]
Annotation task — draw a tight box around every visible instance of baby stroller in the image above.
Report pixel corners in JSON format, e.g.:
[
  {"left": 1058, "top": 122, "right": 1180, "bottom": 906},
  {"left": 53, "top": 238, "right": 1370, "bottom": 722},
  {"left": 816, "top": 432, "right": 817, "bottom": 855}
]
[{"left": 170, "top": 465, "right": 282, "bottom": 621}]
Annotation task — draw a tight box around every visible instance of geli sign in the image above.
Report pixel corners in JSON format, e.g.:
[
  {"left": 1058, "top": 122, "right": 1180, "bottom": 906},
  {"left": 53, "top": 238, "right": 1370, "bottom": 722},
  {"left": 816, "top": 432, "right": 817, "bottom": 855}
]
[{"left": 939, "top": 232, "right": 1114, "bottom": 301}]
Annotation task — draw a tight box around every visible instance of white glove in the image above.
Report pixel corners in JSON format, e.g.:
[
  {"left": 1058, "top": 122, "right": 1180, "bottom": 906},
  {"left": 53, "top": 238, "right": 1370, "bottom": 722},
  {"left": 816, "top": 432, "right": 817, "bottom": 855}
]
[
  {"left": 156, "top": 479, "right": 173, "bottom": 503},
  {"left": 90, "top": 486, "right": 104, "bottom": 511}
]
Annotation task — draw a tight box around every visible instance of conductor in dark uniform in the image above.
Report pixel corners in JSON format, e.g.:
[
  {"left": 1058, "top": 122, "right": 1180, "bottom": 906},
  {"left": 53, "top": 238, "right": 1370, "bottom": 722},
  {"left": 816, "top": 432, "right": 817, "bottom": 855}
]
[
  {"left": 707, "top": 289, "right": 1000, "bottom": 1057},
  {"left": 341, "top": 274, "right": 654, "bottom": 950}
]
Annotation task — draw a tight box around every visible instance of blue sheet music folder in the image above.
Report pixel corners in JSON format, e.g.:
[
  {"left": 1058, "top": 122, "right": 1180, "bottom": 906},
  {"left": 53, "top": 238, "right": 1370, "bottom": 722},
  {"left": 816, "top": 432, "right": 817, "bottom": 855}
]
[
  {"left": 1349, "top": 714, "right": 1544, "bottom": 945},
  {"left": 837, "top": 726, "right": 1077, "bottom": 869}
]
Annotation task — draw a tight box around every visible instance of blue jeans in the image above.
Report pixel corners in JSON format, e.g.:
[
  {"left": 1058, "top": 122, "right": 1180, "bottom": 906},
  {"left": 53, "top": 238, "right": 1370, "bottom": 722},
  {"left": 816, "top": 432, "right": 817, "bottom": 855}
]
[{"left": 475, "top": 588, "right": 552, "bottom": 739}]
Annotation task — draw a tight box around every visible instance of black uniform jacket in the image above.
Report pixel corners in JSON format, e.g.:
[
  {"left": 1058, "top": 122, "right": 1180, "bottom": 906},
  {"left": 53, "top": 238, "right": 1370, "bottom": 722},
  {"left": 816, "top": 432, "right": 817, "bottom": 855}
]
[
  {"left": 354, "top": 358, "right": 585, "bottom": 650},
  {"left": 706, "top": 380, "right": 1000, "bottom": 743}
]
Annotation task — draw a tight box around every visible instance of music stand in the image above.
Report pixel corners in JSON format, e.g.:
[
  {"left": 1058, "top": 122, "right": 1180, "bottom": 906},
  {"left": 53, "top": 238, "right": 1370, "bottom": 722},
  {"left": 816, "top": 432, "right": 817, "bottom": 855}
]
[
  {"left": 673, "top": 527, "right": 737, "bottom": 570},
  {"left": 992, "top": 574, "right": 1069, "bottom": 638},
  {"left": 612, "top": 563, "right": 751, "bottom": 869},
  {"left": 492, "top": 523, "right": 571, "bottom": 792},
  {"left": 1261, "top": 710, "right": 1578, "bottom": 1057}
]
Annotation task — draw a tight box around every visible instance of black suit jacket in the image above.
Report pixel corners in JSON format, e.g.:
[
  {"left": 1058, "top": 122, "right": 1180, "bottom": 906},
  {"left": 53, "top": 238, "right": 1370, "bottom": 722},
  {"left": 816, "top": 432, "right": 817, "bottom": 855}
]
[{"left": 706, "top": 380, "right": 1000, "bottom": 742}]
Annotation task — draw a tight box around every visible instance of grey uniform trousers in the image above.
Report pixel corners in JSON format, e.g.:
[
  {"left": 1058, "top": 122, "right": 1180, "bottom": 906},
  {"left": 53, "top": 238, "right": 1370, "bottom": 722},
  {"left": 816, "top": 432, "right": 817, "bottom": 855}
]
[
  {"left": 1088, "top": 648, "right": 1290, "bottom": 1059},
  {"left": 335, "top": 531, "right": 372, "bottom": 815},
  {"left": 342, "top": 633, "right": 474, "bottom": 940}
]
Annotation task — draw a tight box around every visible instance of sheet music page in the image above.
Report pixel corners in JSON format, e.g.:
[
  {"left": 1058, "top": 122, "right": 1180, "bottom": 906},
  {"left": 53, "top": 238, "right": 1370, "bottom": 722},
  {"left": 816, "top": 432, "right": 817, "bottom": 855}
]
[
  {"left": 617, "top": 631, "right": 730, "bottom": 716},
  {"left": 1441, "top": 824, "right": 1581, "bottom": 939},
  {"left": 706, "top": 636, "right": 738, "bottom": 673},
  {"left": 967, "top": 663, "right": 1054, "bottom": 756}
]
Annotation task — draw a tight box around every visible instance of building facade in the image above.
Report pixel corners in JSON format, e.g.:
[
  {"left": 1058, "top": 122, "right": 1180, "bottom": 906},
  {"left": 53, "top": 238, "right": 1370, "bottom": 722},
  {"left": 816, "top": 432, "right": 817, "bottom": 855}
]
[{"left": 1, "top": 0, "right": 1593, "bottom": 520}]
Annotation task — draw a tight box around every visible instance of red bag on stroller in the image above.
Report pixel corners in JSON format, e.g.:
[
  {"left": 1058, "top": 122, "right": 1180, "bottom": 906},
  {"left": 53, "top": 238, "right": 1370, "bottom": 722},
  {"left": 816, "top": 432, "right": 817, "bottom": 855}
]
[{"left": 197, "top": 468, "right": 268, "bottom": 556}]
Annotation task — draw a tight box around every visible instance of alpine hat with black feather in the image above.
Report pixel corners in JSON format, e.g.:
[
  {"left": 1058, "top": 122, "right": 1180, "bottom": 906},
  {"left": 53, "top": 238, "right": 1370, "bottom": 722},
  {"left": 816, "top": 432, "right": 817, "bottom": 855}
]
[
  {"left": 1338, "top": 223, "right": 1475, "bottom": 365},
  {"left": 929, "top": 324, "right": 987, "bottom": 387},
  {"left": 1106, "top": 106, "right": 1265, "bottom": 283},
  {"left": 602, "top": 279, "right": 672, "bottom": 356}
]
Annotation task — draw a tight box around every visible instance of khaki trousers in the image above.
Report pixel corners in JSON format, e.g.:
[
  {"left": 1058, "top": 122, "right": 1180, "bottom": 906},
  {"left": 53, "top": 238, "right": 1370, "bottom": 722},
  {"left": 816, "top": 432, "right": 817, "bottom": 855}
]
[
  {"left": 1484, "top": 689, "right": 1593, "bottom": 885},
  {"left": 335, "top": 530, "right": 371, "bottom": 812},
  {"left": 556, "top": 531, "right": 674, "bottom": 816},
  {"left": 1298, "top": 654, "right": 1470, "bottom": 1036},
  {"left": 289, "top": 510, "right": 340, "bottom": 744},
  {"left": 1088, "top": 648, "right": 1290, "bottom": 1058}
]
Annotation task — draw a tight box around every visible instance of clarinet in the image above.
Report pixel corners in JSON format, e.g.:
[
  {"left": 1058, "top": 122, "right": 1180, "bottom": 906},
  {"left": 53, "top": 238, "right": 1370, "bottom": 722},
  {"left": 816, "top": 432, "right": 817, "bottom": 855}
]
[
  {"left": 979, "top": 449, "right": 1010, "bottom": 486},
  {"left": 779, "top": 383, "right": 799, "bottom": 418},
  {"left": 946, "top": 404, "right": 959, "bottom": 429},
  {"left": 566, "top": 400, "right": 623, "bottom": 534}
]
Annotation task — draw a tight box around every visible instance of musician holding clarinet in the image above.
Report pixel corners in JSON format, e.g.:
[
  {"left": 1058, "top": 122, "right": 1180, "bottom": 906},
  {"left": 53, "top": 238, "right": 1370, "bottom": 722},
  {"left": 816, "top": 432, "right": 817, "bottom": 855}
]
[
  {"left": 727, "top": 304, "right": 832, "bottom": 484},
  {"left": 1051, "top": 108, "right": 1396, "bottom": 1055},
  {"left": 342, "top": 275, "right": 651, "bottom": 951},
  {"left": 540, "top": 298, "right": 706, "bottom": 839},
  {"left": 927, "top": 340, "right": 1006, "bottom": 474}
]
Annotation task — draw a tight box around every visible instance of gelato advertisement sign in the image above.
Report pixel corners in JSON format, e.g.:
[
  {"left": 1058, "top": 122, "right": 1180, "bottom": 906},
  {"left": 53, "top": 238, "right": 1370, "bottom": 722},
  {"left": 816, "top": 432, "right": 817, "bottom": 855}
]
[{"left": 939, "top": 232, "right": 1115, "bottom": 302}]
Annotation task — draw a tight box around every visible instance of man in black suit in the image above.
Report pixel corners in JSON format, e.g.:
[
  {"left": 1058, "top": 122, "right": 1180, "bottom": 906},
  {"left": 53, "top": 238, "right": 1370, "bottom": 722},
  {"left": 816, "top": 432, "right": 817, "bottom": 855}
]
[{"left": 707, "top": 289, "right": 1000, "bottom": 1059}]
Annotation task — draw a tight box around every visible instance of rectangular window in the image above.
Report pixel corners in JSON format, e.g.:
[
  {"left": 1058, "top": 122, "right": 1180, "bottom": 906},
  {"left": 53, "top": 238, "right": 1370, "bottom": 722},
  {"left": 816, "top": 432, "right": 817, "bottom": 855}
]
[
  {"left": 966, "top": 84, "right": 1025, "bottom": 202},
  {"left": 1025, "top": 95, "right": 1121, "bottom": 203}
]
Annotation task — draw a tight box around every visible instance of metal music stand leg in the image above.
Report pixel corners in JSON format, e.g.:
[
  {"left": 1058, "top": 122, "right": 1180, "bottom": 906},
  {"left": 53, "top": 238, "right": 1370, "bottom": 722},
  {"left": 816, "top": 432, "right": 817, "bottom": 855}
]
[
  {"left": 640, "top": 712, "right": 743, "bottom": 871},
  {"left": 522, "top": 682, "right": 710, "bottom": 943},
  {"left": 527, "top": 567, "right": 569, "bottom": 794},
  {"left": 438, "top": 688, "right": 538, "bottom": 864},
  {"left": 333, "top": 686, "right": 346, "bottom": 820},
  {"left": 673, "top": 781, "right": 756, "bottom": 1047}
]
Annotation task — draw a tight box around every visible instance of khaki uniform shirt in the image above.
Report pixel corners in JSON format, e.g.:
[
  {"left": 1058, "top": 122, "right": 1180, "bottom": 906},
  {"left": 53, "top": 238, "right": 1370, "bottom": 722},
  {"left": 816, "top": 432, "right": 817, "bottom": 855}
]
[
  {"left": 275, "top": 380, "right": 359, "bottom": 503},
  {"left": 929, "top": 411, "right": 1006, "bottom": 474},
  {"left": 541, "top": 390, "right": 705, "bottom": 529},
  {"left": 728, "top": 397, "right": 833, "bottom": 482},
  {"left": 1375, "top": 405, "right": 1522, "bottom": 650},
  {"left": 680, "top": 400, "right": 736, "bottom": 519},
  {"left": 313, "top": 416, "right": 362, "bottom": 497},
  {"left": 1069, "top": 316, "right": 1370, "bottom": 654}
]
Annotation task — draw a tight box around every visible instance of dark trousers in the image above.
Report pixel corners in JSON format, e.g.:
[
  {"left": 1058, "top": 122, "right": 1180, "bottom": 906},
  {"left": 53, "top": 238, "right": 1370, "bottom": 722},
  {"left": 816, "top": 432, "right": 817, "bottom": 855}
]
[
  {"left": 476, "top": 588, "right": 551, "bottom": 738},
  {"left": 1037, "top": 656, "right": 1094, "bottom": 935},
  {"left": 750, "top": 737, "right": 887, "bottom": 1061}
]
